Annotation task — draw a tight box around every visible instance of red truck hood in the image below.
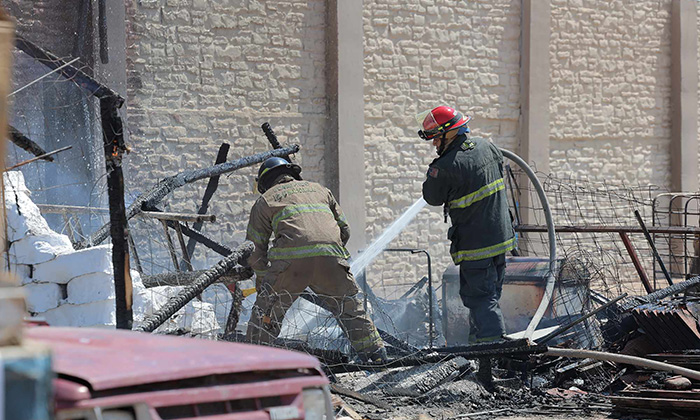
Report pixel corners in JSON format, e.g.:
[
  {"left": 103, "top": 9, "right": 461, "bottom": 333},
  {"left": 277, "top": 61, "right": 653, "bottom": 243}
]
[{"left": 26, "top": 327, "right": 321, "bottom": 391}]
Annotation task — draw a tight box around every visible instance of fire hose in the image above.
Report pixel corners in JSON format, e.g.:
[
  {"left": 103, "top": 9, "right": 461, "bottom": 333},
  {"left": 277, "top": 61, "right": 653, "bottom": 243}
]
[{"left": 499, "top": 149, "right": 557, "bottom": 340}]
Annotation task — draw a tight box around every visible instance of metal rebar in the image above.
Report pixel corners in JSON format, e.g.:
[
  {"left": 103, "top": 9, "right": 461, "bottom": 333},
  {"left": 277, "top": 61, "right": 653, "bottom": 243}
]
[
  {"left": 619, "top": 231, "right": 653, "bottom": 293},
  {"left": 8, "top": 57, "right": 81, "bottom": 97},
  {"left": 6, "top": 145, "right": 72, "bottom": 170},
  {"left": 384, "top": 248, "right": 434, "bottom": 347}
]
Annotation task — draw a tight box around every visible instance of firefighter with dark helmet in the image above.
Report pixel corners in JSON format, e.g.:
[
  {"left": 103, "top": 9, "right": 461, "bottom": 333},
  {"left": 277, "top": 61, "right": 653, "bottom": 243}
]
[
  {"left": 418, "top": 106, "right": 515, "bottom": 342},
  {"left": 245, "top": 156, "right": 387, "bottom": 362}
]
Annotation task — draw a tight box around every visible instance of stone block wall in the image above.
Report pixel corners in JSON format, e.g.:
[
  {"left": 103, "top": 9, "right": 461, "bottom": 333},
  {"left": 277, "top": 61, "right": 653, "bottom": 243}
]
[
  {"left": 123, "top": 0, "right": 328, "bottom": 271},
  {"left": 549, "top": 0, "right": 672, "bottom": 188},
  {"left": 362, "top": 0, "right": 522, "bottom": 294}
]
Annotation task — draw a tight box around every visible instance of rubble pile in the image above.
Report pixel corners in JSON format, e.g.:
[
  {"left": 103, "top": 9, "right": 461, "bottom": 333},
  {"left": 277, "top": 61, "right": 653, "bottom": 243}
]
[{"left": 320, "top": 278, "right": 700, "bottom": 419}]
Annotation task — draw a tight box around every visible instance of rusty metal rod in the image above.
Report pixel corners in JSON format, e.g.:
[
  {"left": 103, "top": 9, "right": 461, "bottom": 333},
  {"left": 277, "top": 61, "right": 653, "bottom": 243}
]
[{"left": 619, "top": 231, "right": 653, "bottom": 293}]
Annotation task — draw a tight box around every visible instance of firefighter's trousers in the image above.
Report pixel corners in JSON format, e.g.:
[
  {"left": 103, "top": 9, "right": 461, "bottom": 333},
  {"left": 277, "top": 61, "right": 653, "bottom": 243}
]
[
  {"left": 246, "top": 256, "right": 384, "bottom": 357},
  {"left": 458, "top": 253, "right": 507, "bottom": 342}
]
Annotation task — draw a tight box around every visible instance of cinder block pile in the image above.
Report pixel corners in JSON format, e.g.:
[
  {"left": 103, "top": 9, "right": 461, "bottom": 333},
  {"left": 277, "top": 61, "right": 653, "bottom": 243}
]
[{"left": 4, "top": 171, "right": 227, "bottom": 336}]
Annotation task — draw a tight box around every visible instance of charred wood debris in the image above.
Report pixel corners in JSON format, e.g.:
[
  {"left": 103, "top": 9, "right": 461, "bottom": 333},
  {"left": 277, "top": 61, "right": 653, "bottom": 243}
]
[
  {"left": 12, "top": 38, "right": 700, "bottom": 420},
  {"left": 102, "top": 125, "right": 700, "bottom": 418}
]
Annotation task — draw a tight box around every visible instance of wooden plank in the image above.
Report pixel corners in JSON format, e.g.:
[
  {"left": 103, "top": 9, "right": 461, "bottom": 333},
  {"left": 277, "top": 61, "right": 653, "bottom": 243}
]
[
  {"left": 330, "top": 384, "right": 389, "bottom": 410},
  {"left": 621, "top": 389, "right": 700, "bottom": 400},
  {"left": 0, "top": 13, "right": 13, "bottom": 275}
]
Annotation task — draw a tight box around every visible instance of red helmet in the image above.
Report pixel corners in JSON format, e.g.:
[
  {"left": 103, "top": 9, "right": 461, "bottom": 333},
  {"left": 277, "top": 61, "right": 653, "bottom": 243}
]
[{"left": 417, "top": 106, "right": 471, "bottom": 140}]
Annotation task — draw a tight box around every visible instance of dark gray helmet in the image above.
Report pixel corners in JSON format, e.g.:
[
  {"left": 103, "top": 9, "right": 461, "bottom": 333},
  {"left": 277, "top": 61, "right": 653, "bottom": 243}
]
[{"left": 256, "top": 157, "right": 301, "bottom": 193}]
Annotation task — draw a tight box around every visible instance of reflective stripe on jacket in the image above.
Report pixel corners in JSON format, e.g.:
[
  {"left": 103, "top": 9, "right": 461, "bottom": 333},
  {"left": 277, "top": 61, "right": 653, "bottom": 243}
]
[
  {"left": 422, "top": 133, "right": 515, "bottom": 265},
  {"left": 245, "top": 178, "right": 351, "bottom": 272}
]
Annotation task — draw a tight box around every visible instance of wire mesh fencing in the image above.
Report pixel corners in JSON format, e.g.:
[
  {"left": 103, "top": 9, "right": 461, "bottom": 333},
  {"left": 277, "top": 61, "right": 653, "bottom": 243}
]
[{"left": 8, "top": 42, "right": 110, "bottom": 239}]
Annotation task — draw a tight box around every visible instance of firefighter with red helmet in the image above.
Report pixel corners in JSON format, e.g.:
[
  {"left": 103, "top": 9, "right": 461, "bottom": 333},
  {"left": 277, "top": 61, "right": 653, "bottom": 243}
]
[
  {"left": 245, "top": 157, "right": 386, "bottom": 362},
  {"left": 419, "top": 106, "right": 515, "bottom": 342}
]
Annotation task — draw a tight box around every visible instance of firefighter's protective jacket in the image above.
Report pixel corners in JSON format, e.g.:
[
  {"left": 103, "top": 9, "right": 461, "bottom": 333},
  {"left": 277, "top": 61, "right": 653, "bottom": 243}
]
[
  {"left": 422, "top": 131, "right": 515, "bottom": 264},
  {"left": 245, "top": 177, "right": 351, "bottom": 275}
]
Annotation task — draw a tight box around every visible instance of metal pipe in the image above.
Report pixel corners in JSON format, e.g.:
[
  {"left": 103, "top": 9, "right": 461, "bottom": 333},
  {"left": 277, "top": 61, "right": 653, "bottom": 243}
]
[
  {"left": 499, "top": 149, "right": 557, "bottom": 340},
  {"left": 545, "top": 347, "right": 700, "bottom": 381}
]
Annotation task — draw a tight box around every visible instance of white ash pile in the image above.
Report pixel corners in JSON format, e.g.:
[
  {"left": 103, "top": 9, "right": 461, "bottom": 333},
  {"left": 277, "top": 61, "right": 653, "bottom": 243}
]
[{"left": 4, "top": 171, "right": 227, "bottom": 337}]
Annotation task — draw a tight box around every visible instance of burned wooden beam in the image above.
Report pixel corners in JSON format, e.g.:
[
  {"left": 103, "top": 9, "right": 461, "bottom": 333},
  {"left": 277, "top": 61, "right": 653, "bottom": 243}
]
[
  {"left": 76, "top": 145, "right": 300, "bottom": 249},
  {"left": 139, "top": 211, "right": 216, "bottom": 223},
  {"left": 222, "top": 285, "right": 244, "bottom": 341},
  {"left": 101, "top": 95, "right": 131, "bottom": 329},
  {"left": 134, "top": 241, "right": 254, "bottom": 333},
  {"left": 331, "top": 341, "right": 547, "bottom": 374},
  {"left": 610, "top": 395, "right": 700, "bottom": 413},
  {"left": 183, "top": 143, "right": 230, "bottom": 270},
  {"left": 7, "top": 125, "right": 52, "bottom": 161},
  {"left": 172, "top": 222, "right": 233, "bottom": 257},
  {"left": 141, "top": 268, "right": 252, "bottom": 288},
  {"left": 272, "top": 338, "right": 349, "bottom": 366}
]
